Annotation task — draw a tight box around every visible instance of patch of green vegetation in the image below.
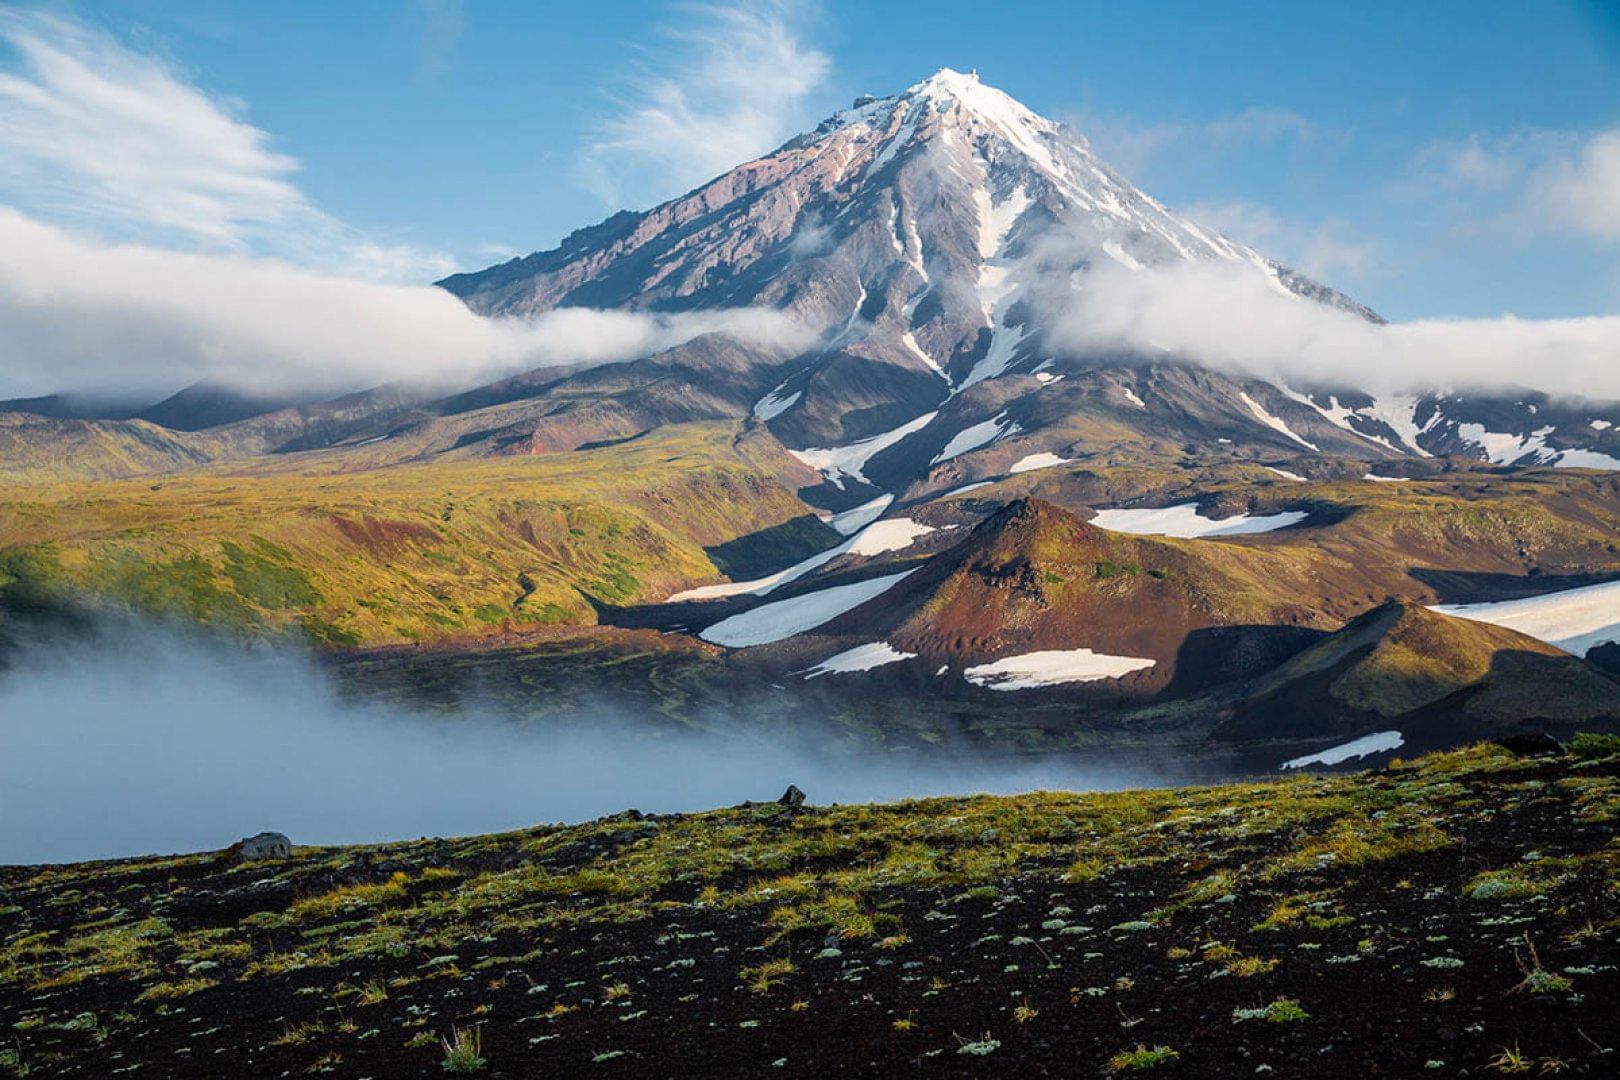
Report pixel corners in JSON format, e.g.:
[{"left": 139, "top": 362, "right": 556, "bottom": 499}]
[
  {"left": 1094, "top": 559, "right": 1141, "bottom": 579},
  {"left": 1571, "top": 732, "right": 1620, "bottom": 760},
  {"left": 1464, "top": 869, "right": 1551, "bottom": 902},
  {"left": 1232, "top": 997, "right": 1309, "bottom": 1023},
  {"left": 0, "top": 421, "right": 823, "bottom": 646},
  {"left": 93, "top": 552, "right": 259, "bottom": 628},
  {"left": 1108, "top": 1045, "right": 1180, "bottom": 1070},
  {"left": 220, "top": 540, "right": 320, "bottom": 609}
]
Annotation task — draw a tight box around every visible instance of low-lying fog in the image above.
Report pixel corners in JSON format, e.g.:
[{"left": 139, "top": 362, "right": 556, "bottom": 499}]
[{"left": 0, "top": 626, "right": 1167, "bottom": 865}]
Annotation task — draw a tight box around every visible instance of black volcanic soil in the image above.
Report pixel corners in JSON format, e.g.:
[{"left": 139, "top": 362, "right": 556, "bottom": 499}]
[{"left": 2, "top": 745, "right": 1618, "bottom": 1077}]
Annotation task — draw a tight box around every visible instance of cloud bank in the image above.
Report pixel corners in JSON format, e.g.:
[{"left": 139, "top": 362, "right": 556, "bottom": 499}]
[
  {"left": 0, "top": 209, "right": 815, "bottom": 399},
  {"left": 1051, "top": 259, "right": 1620, "bottom": 399},
  {"left": 0, "top": 624, "right": 1159, "bottom": 864},
  {"left": 576, "top": 2, "right": 832, "bottom": 209}
]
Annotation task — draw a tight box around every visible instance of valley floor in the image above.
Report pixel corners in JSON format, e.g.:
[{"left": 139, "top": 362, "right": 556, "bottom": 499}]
[{"left": 3, "top": 742, "right": 1619, "bottom": 1077}]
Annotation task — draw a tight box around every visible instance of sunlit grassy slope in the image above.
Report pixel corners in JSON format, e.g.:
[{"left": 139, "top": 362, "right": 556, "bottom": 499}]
[{"left": 0, "top": 422, "right": 828, "bottom": 646}]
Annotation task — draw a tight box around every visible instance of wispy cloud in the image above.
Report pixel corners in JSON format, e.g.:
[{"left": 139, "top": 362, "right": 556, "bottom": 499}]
[
  {"left": 408, "top": 0, "right": 465, "bottom": 77},
  {"left": 575, "top": 1, "right": 832, "bottom": 209},
  {"left": 0, "top": 208, "right": 818, "bottom": 399},
  {"left": 1073, "top": 106, "right": 1317, "bottom": 181},
  {"left": 0, "top": 9, "right": 452, "bottom": 281},
  {"left": 1527, "top": 129, "right": 1620, "bottom": 243},
  {"left": 1047, "top": 259, "right": 1620, "bottom": 399},
  {"left": 1404, "top": 127, "right": 1620, "bottom": 246}
]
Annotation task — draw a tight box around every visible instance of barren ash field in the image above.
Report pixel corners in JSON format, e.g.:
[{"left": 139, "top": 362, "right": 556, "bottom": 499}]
[{"left": 4, "top": 738, "right": 1619, "bottom": 1078}]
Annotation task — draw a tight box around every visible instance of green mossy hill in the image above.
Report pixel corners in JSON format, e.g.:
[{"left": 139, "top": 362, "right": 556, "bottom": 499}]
[
  {"left": 2, "top": 743, "right": 1618, "bottom": 1076},
  {"left": 1224, "top": 601, "right": 1620, "bottom": 742},
  {"left": 1276, "top": 600, "right": 1567, "bottom": 717},
  {"left": 0, "top": 422, "right": 821, "bottom": 646}
]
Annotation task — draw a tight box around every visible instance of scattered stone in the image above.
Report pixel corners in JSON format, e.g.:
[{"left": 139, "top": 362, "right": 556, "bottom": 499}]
[
  {"left": 778, "top": 784, "right": 806, "bottom": 807},
  {"left": 234, "top": 832, "right": 291, "bottom": 862}
]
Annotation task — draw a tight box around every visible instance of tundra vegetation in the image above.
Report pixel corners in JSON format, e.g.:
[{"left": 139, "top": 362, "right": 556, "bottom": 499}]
[{"left": 0, "top": 741, "right": 1617, "bottom": 1076}]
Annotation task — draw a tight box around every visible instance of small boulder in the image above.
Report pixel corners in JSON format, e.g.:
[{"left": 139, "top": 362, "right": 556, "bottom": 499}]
[
  {"left": 1494, "top": 732, "right": 1565, "bottom": 758},
  {"left": 778, "top": 784, "right": 806, "bottom": 808},
  {"left": 236, "top": 831, "right": 292, "bottom": 862}
]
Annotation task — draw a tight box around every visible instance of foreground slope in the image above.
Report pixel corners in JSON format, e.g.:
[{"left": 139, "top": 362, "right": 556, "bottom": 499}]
[{"left": 2, "top": 742, "right": 1618, "bottom": 1077}]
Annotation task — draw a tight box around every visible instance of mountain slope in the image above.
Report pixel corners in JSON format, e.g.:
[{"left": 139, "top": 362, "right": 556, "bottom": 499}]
[
  {"left": 0, "top": 423, "right": 828, "bottom": 646},
  {"left": 438, "top": 68, "right": 1618, "bottom": 501},
  {"left": 1219, "top": 600, "right": 1620, "bottom": 746}
]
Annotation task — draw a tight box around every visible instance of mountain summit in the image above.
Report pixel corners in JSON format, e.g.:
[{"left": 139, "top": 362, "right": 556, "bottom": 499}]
[{"left": 434, "top": 70, "right": 1620, "bottom": 501}]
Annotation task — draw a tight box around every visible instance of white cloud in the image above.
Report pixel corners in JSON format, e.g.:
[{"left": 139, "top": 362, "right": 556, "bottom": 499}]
[
  {"left": 0, "top": 9, "right": 453, "bottom": 281},
  {"left": 1049, "top": 259, "right": 1620, "bottom": 399},
  {"left": 1405, "top": 127, "right": 1620, "bottom": 246},
  {"left": 1527, "top": 129, "right": 1620, "bottom": 243},
  {"left": 0, "top": 209, "right": 818, "bottom": 399},
  {"left": 575, "top": 2, "right": 831, "bottom": 208}
]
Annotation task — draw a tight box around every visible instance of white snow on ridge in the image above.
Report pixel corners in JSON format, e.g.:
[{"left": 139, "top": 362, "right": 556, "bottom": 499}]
[
  {"left": 801, "top": 641, "right": 916, "bottom": 679},
  {"left": 1432, "top": 579, "right": 1620, "bottom": 657},
  {"left": 1591, "top": 420, "right": 1613, "bottom": 431},
  {"left": 932, "top": 411, "right": 1020, "bottom": 464},
  {"left": 828, "top": 495, "right": 893, "bottom": 535},
  {"left": 699, "top": 570, "right": 918, "bottom": 648},
  {"left": 940, "top": 481, "right": 993, "bottom": 498},
  {"left": 1363, "top": 473, "right": 1408, "bottom": 483},
  {"left": 1457, "top": 422, "right": 1556, "bottom": 466},
  {"left": 1121, "top": 386, "right": 1146, "bottom": 409},
  {"left": 1090, "top": 503, "right": 1308, "bottom": 539},
  {"left": 1281, "top": 731, "right": 1404, "bottom": 770},
  {"left": 962, "top": 648, "right": 1156, "bottom": 691},
  {"left": 1265, "top": 467, "right": 1306, "bottom": 482},
  {"left": 791, "top": 411, "right": 938, "bottom": 488},
  {"left": 1240, "top": 392, "right": 1319, "bottom": 452},
  {"left": 1009, "top": 452, "right": 1070, "bottom": 474}
]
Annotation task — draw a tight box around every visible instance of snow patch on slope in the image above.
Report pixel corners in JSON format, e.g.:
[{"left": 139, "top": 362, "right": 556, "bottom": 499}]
[
  {"left": 1240, "top": 392, "right": 1318, "bottom": 451},
  {"left": 1457, "top": 423, "right": 1557, "bottom": 465},
  {"left": 669, "top": 515, "right": 932, "bottom": 602},
  {"left": 1555, "top": 448, "right": 1620, "bottom": 470},
  {"left": 931, "top": 411, "right": 1020, "bottom": 464},
  {"left": 699, "top": 570, "right": 918, "bottom": 647},
  {"left": 1009, "top": 452, "right": 1070, "bottom": 474},
  {"left": 828, "top": 495, "right": 893, "bottom": 535},
  {"left": 791, "top": 411, "right": 938, "bottom": 487},
  {"left": 1090, "top": 503, "right": 1308, "bottom": 538},
  {"left": 963, "top": 648, "right": 1156, "bottom": 691},
  {"left": 1282, "top": 731, "right": 1405, "bottom": 770},
  {"left": 753, "top": 383, "right": 801, "bottom": 421},
  {"left": 1432, "top": 579, "right": 1620, "bottom": 657},
  {"left": 801, "top": 641, "right": 916, "bottom": 679}
]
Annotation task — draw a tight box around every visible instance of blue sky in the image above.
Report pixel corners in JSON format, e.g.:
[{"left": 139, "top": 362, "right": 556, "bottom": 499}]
[
  {"left": 53, "top": 0, "right": 1618, "bottom": 321},
  {"left": 0, "top": 0, "right": 1617, "bottom": 351}
]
